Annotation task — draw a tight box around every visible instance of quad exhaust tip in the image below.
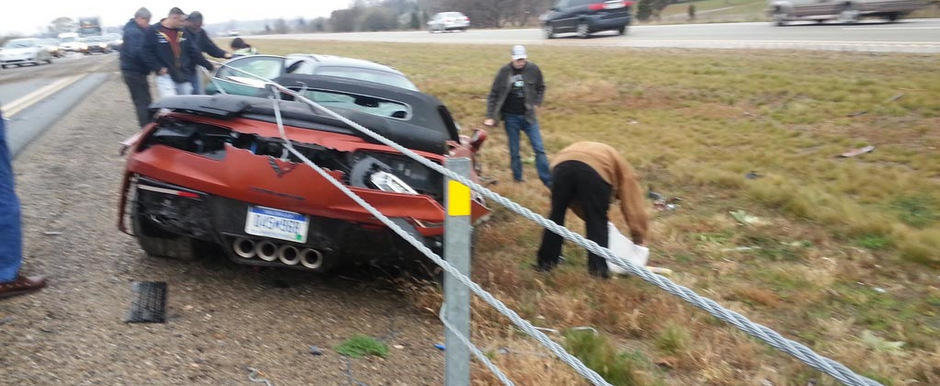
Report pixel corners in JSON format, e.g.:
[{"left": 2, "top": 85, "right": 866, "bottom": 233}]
[
  {"left": 277, "top": 244, "right": 301, "bottom": 266},
  {"left": 233, "top": 237, "right": 256, "bottom": 259},
  {"left": 300, "top": 248, "right": 323, "bottom": 270},
  {"left": 233, "top": 237, "right": 323, "bottom": 270},
  {"left": 255, "top": 240, "right": 278, "bottom": 262}
]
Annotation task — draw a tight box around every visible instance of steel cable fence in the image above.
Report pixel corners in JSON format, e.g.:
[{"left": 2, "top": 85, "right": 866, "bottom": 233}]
[{"left": 199, "top": 62, "right": 880, "bottom": 386}]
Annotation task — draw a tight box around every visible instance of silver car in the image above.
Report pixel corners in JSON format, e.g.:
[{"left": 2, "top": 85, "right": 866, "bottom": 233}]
[
  {"left": 768, "top": 0, "right": 928, "bottom": 25},
  {"left": 427, "top": 12, "right": 470, "bottom": 33},
  {"left": 1, "top": 38, "right": 54, "bottom": 68}
]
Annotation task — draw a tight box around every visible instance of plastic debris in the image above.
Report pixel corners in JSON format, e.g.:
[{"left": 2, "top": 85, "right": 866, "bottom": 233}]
[
  {"left": 434, "top": 343, "right": 446, "bottom": 351},
  {"left": 847, "top": 111, "right": 868, "bottom": 117},
  {"left": 745, "top": 171, "right": 762, "bottom": 180},
  {"left": 393, "top": 344, "right": 404, "bottom": 350},
  {"left": 309, "top": 345, "right": 324, "bottom": 356},
  {"left": 43, "top": 231, "right": 62, "bottom": 236},
  {"left": 838, "top": 145, "right": 875, "bottom": 158},
  {"left": 730, "top": 210, "right": 768, "bottom": 226},
  {"left": 647, "top": 186, "right": 663, "bottom": 201},
  {"left": 873, "top": 287, "right": 886, "bottom": 294}
]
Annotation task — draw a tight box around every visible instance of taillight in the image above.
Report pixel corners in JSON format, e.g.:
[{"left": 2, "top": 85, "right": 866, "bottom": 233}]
[
  {"left": 623, "top": 1, "right": 635, "bottom": 6},
  {"left": 588, "top": 3, "right": 605, "bottom": 10}
]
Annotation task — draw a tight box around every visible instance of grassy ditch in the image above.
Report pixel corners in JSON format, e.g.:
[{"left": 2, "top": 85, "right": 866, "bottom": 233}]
[{"left": 241, "top": 39, "right": 938, "bottom": 384}]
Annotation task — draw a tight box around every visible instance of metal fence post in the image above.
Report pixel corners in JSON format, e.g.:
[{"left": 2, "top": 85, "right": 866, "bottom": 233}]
[{"left": 444, "top": 157, "right": 472, "bottom": 386}]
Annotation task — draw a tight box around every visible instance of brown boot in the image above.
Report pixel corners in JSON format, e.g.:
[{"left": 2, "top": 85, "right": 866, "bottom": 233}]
[{"left": 0, "top": 275, "right": 47, "bottom": 299}]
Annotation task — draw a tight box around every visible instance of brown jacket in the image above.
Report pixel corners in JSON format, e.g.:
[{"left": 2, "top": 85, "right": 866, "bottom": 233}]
[{"left": 551, "top": 142, "right": 649, "bottom": 244}]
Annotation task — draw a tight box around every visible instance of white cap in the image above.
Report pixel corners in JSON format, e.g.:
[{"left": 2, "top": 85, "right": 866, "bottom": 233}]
[{"left": 511, "top": 45, "right": 527, "bottom": 60}]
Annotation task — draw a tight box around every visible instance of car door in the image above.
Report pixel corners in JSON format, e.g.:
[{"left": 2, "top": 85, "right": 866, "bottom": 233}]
[
  {"left": 560, "top": 0, "right": 593, "bottom": 31},
  {"left": 206, "top": 55, "right": 285, "bottom": 96}
]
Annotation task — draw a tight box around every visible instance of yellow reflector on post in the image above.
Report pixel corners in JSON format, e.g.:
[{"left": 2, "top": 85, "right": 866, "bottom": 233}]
[{"left": 447, "top": 180, "right": 471, "bottom": 216}]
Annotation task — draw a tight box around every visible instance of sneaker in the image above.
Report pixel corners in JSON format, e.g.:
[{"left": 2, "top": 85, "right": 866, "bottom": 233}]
[{"left": 0, "top": 275, "right": 47, "bottom": 299}]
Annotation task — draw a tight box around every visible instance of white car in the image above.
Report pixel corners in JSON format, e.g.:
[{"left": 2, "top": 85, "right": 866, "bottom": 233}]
[
  {"left": 427, "top": 12, "right": 470, "bottom": 33},
  {"left": 58, "top": 34, "right": 89, "bottom": 54},
  {"left": 1, "top": 38, "right": 53, "bottom": 68}
]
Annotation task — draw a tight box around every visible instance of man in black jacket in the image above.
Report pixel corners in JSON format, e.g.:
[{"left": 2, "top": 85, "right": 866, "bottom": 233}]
[
  {"left": 484, "top": 45, "right": 551, "bottom": 188},
  {"left": 141, "top": 7, "right": 200, "bottom": 98},
  {"left": 183, "top": 11, "right": 231, "bottom": 94},
  {"left": 119, "top": 7, "right": 153, "bottom": 127}
]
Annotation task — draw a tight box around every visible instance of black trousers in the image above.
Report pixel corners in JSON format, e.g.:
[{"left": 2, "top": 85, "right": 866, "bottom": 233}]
[
  {"left": 122, "top": 71, "right": 152, "bottom": 128},
  {"left": 537, "top": 160, "right": 612, "bottom": 277}
]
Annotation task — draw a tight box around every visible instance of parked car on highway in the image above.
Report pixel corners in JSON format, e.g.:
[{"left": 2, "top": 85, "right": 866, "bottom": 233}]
[
  {"left": 58, "top": 33, "right": 88, "bottom": 54},
  {"left": 0, "top": 38, "right": 54, "bottom": 68},
  {"left": 118, "top": 76, "right": 489, "bottom": 271},
  {"left": 40, "top": 39, "right": 64, "bottom": 58},
  {"left": 205, "top": 54, "right": 418, "bottom": 96},
  {"left": 83, "top": 36, "right": 113, "bottom": 54},
  {"left": 104, "top": 33, "right": 123, "bottom": 50},
  {"left": 768, "top": 0, "right": 928, "bottom": 25},
  {"left": 427, "top": 12, "right": 470, "bottom": 32},
  {"left": 541, "top": 0, "right": 634, "bottom": 38}
]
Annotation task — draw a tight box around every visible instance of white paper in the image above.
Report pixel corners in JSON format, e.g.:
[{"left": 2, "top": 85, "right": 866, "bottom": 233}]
[{"left": 606, "top": 222, "right": 649, "bottom": 275}]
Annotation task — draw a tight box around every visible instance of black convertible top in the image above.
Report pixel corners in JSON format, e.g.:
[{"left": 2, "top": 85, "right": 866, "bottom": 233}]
[{"left": 150, "top": 75, "right": 462, "bottom": 155}]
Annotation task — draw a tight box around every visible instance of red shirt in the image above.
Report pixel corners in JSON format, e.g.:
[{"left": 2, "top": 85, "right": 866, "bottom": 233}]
[{"left": 158, "top": 25, "right": 181, "bottom": 62}]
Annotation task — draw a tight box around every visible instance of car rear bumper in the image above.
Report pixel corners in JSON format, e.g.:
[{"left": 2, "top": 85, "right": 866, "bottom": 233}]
[
  {"left": 127, "top": 175, "right": 442, "bottom": 269},
  {"left": 586, "top": 14, "right": 632, "bottom": 30}
]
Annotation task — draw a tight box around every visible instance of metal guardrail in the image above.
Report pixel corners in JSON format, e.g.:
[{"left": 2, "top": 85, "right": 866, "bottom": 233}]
[{"left": 200, "top": 61, "right": 881, "bottom": 386}]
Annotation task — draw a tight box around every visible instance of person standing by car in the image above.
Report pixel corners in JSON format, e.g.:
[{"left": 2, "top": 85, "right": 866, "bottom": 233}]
[
  {"left": 183, "top": 11, "right": 231, "bottom": 94},
  {"left": 0, "top": 109, "right": 47, "bottom": 299},
  {"left": 535, "top": 141, "right": 649, "bottom": 278},
  {"left": 229, "top": 38, "right": 257, "bottom": 57},
  {"left": 484, "top": 45, "right": 551, "bottom": 188},
  {"left": 120, "top": 7, "right": 154, "bottom": 127},
  {"left": 142, "top": 7, "right": 199, "bottom": 98}
]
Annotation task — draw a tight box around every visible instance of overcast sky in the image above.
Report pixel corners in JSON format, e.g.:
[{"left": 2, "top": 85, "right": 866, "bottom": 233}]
[{"left": 1, "top": 1, "right": 352, "bottom": 35}]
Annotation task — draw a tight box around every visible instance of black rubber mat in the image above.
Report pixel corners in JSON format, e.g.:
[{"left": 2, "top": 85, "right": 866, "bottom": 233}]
[{"left": 125, "top": 281, "right": 167, "bottom": 323}]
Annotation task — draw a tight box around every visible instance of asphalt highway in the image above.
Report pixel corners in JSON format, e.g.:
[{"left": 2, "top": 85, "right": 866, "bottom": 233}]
[{"left": 251, "top": 18, "right": 940, "bottom": 53}]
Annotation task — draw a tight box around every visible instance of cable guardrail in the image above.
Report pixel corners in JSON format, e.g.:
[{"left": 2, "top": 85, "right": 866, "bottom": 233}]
[
  {"left": 201, "top": 61, "right": 880, "bottom": 386},
  {"left": 439, "top": 306, "right": 515, "bottom": 386}
]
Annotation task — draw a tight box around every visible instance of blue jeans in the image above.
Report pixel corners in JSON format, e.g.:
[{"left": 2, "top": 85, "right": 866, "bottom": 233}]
[
  {"left": 503, "top": 114, "right": 552, "bottom": 188},
  {"left": 0, "top": 111, "right": 23, "bottom": 282},
  {"left": 189, "top": 72, "right": 203, "bottom": 95}
]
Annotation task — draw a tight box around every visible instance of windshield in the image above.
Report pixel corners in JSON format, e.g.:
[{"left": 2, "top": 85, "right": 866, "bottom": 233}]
[
  {"left": 296, "top": 89, "right": 411, "bottom": 120},
  {"left": 314, "top": 66, "right": 417, "bottom": 91},
  {"left": 4, "top": 40, "right": 37, "bottom": 48}
]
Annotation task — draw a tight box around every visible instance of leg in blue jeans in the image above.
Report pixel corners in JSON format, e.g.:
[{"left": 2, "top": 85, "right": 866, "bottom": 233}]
[
  {"left": 0, "top": 112, "right": 23, "bottom": 282},
  {"left": 503, "top": 114, "right": 524, "bottom": 181},
  {"left": 520, "top": 118, "right": 553, "bottom": 188}
]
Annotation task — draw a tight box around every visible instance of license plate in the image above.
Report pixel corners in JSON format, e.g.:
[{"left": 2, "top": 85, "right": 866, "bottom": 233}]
[{"left": 245, "top": 206, "right": 308, "bottom": 243}]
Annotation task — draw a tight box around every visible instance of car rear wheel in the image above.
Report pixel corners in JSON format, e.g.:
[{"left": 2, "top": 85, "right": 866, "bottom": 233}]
[
  {"left": 131, "top": 204, "right": 200, "bottom": 261},
  {"left": 773, "top": 8, "right": 789, "bottom": 26},
  {"left": 544, "top": 23, "right": 556, "bottom": 39},
  {"left": 617, "top": 25, "right": 627, "bottom": 35},
  {"left": 576, "top": 22, "right": 590, "bottom": 39}
]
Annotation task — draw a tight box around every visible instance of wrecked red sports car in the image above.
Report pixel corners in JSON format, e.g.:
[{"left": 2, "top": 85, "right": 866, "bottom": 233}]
[{"left": 118, "top": 75, "right": 488, "bottom": 271}]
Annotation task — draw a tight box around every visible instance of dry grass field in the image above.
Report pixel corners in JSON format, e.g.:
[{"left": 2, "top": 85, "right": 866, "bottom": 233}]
[{"left": 223, "top": 39, "right": 938, "bottom": 385}]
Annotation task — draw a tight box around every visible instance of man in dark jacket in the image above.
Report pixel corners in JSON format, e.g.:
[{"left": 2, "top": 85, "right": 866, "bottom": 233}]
[
  {"left": 119, "top": 7, "right": 153, "bottom": 127},
  {"left": 484, "top": 45, "right": 551, "bottom": 188},
  {"left": 183, "top": 11, "right": 231, "bottom": 94},
  {"left": 141, "top": 7, "right": 200, "bottom": 98}
]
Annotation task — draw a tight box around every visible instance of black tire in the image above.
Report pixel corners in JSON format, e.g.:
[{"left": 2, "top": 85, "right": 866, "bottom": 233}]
[
  {"left": 576, "top": 22, "right": 590, "bottom": 39},
  {"left": 0, "top": 64, "right": 6, "bottom": 69},
  {"left": 131, "top": 205, "right": 199, "bottom": 260},
  {"left": 544, "top": 23, "right": 555, "bottom": 39},
  {"left": 617, "top": 25, "right": 627, "bottom": 35},
  {"left": 886, "top": 13, "right": 900, "bottom": 22},
  {"left": 45, "top": 59, "right": 52, "bottom": 64}
]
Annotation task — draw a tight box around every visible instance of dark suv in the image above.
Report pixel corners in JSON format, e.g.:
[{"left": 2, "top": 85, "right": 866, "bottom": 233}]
[{"left": 541, "top": 0, "right": 634, "bottom": 39}]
